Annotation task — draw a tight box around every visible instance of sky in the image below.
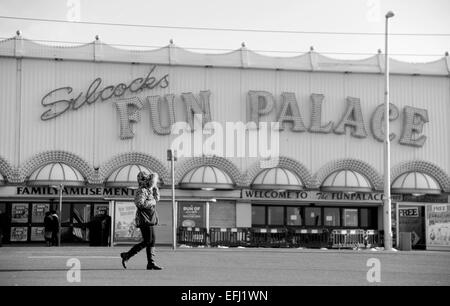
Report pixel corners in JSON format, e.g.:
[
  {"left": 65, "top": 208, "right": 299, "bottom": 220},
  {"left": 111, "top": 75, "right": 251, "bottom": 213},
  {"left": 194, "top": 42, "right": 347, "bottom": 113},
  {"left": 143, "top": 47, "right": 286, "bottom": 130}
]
[{"left": 0, "top": 0, "right": 449, "bottom": 62}]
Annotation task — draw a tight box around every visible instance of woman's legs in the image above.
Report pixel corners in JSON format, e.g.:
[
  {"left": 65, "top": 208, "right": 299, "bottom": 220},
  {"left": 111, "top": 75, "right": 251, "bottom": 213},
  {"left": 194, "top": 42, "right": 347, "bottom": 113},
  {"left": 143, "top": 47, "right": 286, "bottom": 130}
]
[
  {"left": 145, "top": 226, "right": 162, "bottom": 269},
  {"left": 120, "top": 226, "right": 151, "bottom": 269}
]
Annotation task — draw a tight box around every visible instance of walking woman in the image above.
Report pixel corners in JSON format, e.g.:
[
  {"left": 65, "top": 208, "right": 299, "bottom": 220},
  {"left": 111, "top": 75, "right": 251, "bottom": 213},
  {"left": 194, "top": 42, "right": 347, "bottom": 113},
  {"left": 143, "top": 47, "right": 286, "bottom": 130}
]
[{"left": 120, "top": 171, "right": 162, "bottom": 270}]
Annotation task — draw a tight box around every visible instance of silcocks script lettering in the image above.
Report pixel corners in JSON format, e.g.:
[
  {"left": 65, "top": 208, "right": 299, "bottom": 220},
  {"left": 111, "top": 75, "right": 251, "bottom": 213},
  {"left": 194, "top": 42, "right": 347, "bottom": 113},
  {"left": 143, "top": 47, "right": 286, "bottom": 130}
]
[{"left": 40, "top": 65, "right": 169, "bottom": 120}]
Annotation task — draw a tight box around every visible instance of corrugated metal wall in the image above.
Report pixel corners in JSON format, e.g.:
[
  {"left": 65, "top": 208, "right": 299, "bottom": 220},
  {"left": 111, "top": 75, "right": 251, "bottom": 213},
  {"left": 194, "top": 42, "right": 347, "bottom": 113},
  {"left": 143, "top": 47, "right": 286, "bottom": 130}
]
[{"left": 0, "top": 57, "right": 449, "bottom": 179}]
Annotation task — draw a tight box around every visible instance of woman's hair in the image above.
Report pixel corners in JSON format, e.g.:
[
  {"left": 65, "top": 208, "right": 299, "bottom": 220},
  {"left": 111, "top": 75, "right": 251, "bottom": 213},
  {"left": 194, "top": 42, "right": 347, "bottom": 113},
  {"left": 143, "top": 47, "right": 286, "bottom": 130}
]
[{"left": 148, "top": 172, "right": 159, "bottom": 188}]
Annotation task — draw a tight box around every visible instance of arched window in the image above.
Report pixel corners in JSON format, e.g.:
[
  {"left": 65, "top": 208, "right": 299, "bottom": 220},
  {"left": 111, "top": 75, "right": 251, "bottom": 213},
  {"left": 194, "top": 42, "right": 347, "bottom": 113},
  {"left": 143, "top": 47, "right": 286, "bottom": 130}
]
[
  {"left": 321, "top": 170, "right": 372, "bottom": 193},
  {"left": 27, "top": 163, "right": 85, "bottom": 186},
  {"left": 179, "top": 166, "right": 234, "bottom": 190},
  {"left": 251, "top": 167, "right": 303, "bottom": 190},
  {"left": 392, "top": 172, "right": 441, "bottom": 195}
]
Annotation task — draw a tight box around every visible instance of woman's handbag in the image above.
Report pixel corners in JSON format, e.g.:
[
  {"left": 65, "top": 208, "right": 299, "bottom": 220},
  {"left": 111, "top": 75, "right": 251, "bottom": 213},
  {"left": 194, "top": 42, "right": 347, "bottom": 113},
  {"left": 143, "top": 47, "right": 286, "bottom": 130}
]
[{"left": 138, "top": 205, "right": 159, "bottom": 226}]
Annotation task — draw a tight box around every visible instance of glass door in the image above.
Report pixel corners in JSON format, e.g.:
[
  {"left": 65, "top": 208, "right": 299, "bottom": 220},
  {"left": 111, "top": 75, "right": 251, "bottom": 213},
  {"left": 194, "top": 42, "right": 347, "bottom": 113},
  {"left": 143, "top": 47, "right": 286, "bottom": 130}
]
[
  {"left": 399, "top": 205, "right": 426, "bottom": 249},
  {"left": 72, "top": 203, "right": 92, "bottom": 242},
  {"left": 58, "top": 202, "right": 110, "bottom": 244}
]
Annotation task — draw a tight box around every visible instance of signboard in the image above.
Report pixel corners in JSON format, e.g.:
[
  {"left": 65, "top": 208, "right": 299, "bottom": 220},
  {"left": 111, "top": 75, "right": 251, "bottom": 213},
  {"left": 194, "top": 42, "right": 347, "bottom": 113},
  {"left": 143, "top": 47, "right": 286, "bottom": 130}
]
[
  {"left": 31, "top": 203, "right": 49, "bottom": 223},
  {"left": 14, "top": 186, "right": 138, "bottom": 197},
  {"left": 242, "top": 189, "right": 387, "bottom": 203},
  {"left": 426, "top": 204, "right": 450, "bottom": 250},
  {"left": 37, "top": 65, "right": 430, "bottom": 148},
  {"left": 10, "top": 227, "right": 28, "bottom": 241},
  {"left": 178, "top": 202, "right": 205, "bottom": 228},
  {"left": 402, "top": 194, "right": 448, "bottom": 203},
  {"left": 11, "top": 203, "right": 29, "bottom": 223},
  {"left": 94, "top": 204, "right": 109, "bottom": 216},
  {"left": 30, "top": 227, "right": 45, "bottom": 241},
  {"left": 114, "top": 202, "right": 141, "bottom": 243},
  {"left": 399, "top": 207, "right": 419, "bottom": 217}
]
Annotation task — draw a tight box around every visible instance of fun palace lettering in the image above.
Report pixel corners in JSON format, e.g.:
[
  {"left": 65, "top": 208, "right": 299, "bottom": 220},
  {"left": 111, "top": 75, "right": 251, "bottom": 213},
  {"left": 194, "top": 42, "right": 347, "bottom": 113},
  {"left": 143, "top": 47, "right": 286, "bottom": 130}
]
[{"left": 40, "top": 67, "right": 429, "bottom": 147}]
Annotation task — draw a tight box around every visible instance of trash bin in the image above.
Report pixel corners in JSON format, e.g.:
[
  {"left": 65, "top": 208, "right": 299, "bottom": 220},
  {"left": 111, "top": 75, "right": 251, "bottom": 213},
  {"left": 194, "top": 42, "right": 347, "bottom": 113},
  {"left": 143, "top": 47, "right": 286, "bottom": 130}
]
[{"left": 398, "top": 232, "right": 412, "bottom": 251}]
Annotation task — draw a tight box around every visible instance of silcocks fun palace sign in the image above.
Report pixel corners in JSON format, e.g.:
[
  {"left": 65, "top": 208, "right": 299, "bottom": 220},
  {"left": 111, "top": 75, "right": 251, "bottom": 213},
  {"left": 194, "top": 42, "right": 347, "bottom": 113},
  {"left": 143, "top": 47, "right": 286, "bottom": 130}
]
[{"left": 40, "top": 65, "right": 429, "bottom": 147}]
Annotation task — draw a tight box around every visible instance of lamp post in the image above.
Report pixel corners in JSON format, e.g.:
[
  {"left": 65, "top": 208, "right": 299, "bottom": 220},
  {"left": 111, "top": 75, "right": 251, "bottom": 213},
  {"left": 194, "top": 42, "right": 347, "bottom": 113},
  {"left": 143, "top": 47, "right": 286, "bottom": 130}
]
[
  {"left": 167, "top": 149, "right": 177, "bottom": 250},
  {"left": 383, "top": 11, "right": 395, "bottom": 251},
  {"left": 51, "top": 184, "right": 63, "bottom": 247}
]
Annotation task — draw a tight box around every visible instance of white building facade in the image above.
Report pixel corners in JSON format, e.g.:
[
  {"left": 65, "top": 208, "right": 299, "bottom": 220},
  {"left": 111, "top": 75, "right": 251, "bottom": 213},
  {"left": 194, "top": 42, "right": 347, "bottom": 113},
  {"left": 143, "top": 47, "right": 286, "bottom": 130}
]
[{"left": 0, "top": 35, "right": 449, "bottom": 249}]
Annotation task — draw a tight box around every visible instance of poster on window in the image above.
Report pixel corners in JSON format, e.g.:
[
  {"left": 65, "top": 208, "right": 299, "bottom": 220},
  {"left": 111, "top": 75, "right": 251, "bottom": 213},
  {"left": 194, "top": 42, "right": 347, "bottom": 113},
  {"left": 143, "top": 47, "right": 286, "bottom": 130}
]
[
  {"left": 10, "top": 227, "right": 28, "bottom": 241},
  {"left": 178, "top": 202, "right": 205, "bottom": 228},
  {"left": 426, "top": 204, "right": 450, "bottom": 250},
  {"left": 94, "top": 204, "right": 109, "bottom": 216},
  {"left": 11, "top": 203, "right": 29, "bottom": 223},
  {"left": 114, "top": 202, "right": 141, "bottom": 243},
  {"left": 32, "top": 203, "right": 49, "bottom": 223},
  {"left": 30, "top": 227, "right": 45, "bottom": 241}
]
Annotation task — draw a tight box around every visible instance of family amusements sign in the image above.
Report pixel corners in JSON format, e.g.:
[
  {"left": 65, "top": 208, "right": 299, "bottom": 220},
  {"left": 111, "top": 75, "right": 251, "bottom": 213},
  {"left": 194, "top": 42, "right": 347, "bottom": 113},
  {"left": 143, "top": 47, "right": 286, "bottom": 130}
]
[{"left": 40, "top": 65, "right": 429, "bottom": 147}]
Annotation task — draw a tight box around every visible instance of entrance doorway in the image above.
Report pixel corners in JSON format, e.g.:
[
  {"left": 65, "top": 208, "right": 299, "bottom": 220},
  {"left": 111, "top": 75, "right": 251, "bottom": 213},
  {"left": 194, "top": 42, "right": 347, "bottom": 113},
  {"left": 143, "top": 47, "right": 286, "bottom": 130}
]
[
  {"left": 60, "top": 202, "right": 110, "bottom": 244},
  {"left": 4, "top": 201, "right": 110, "bottom": 244},
  {"left": 398, "top": 205, "right": 426, "bottom": 249}
]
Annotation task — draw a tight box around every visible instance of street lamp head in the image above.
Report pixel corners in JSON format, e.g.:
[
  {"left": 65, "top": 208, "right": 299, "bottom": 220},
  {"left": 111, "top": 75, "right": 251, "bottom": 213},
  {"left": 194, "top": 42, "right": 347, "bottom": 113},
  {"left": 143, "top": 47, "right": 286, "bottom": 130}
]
[{"left": 385, "top": 11, "right": 395, "bottom": 18}]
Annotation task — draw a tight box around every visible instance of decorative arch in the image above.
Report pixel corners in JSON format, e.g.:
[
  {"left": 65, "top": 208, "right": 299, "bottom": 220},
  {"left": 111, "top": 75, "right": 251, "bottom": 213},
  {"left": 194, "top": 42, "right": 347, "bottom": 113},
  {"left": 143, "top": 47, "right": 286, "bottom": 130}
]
[
  {"left": 19, "top": 151, "right": 95, "bottom": 183},
  {"left": 175, "top": 156, "right": 243, "bottom": 186},
  {"left": 244, "top": 156, "right": 314, "bottom": 188},
  {"left": 313, "top": 158, "right": 383, "bottom": 190},
  {"left": 0, "top": 155, "right": 18, "bottom": 183},
  {"left": 99, "top": 152, "right": 170, "bottom": 185},
  {"left": 391, "top": 160, "right": 450, "bottom": 192}
]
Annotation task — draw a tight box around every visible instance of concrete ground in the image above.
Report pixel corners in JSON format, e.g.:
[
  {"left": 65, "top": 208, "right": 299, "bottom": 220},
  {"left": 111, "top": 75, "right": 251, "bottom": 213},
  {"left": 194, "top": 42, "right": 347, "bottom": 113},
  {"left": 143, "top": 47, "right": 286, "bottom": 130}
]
[{"left": 0, "top": 246, "right": 449, "bottom": 286}]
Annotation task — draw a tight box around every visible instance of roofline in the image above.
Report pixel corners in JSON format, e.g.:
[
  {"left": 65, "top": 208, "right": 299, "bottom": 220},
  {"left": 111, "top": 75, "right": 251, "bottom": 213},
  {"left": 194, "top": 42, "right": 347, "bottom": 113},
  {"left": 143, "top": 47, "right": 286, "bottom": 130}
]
[{"left": 1, "top": 36, "right": 449, "bottom": 77}]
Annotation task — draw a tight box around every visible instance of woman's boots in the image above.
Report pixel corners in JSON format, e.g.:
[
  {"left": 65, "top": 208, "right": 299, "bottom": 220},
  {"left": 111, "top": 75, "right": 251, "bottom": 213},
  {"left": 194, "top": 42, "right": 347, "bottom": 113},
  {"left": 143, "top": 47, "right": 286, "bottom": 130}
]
[
  {"left": 120, "top": 246, "right": 162, "bottom": 270},
  {"left": 146, "top": 247, "right": 163, "bottom": 270},
  {"left": 120, "top": 252, "right": 129, "bottom": 269}
]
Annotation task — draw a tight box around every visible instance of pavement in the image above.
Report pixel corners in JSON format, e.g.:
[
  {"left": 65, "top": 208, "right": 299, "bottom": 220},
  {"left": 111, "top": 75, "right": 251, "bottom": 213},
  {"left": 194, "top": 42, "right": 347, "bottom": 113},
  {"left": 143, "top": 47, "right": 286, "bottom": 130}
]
[{"left": 0, "top": 246, "right": 449, "bottom": 286}]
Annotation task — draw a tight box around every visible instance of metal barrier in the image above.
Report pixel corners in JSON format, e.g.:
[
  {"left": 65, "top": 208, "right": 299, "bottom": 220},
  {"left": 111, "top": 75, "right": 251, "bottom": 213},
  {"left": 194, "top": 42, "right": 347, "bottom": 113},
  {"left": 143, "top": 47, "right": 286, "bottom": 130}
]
[
  {"left": 330, "top": 229, "right": 366, "bottom": 249},
  {"left": 177, "top": 226, "right": 381, "bottom": 249},
  {"left": 288, "top": 228, "right": 330, "bottom": 248},
  {"left": 177, "top": 227, "right": 207, "bottom": 246},
  {"left": 209, "top": 228, "right": 250, "bottom": 247},
  {"left": 364, "top": 230, "right": 381, "bottom": 248},
  {"left": 249, "top": 228, "right": 289, "bottom": 247}
]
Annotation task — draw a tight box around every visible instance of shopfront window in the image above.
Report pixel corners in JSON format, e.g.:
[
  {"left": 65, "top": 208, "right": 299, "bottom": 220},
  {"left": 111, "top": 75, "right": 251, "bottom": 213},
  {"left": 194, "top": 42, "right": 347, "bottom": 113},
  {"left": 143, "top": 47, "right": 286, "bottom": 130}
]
[
  {"left": 31, "top": 203, "right": 49, "bottom": 223},
  {"left": 252, "top": 206, "right": 266, "bottom": 226},
  {"left": 73, "top": 204, "right": 91, "bottom": 224},
  {"left": 267, "top": 206, "right": 284, "bottom": 226},
  {"left": 11, "top": 203, "right": 29, "bottom": 223},
  {"left": 305, "top": 207, "right": 321, "bottom": 226},
  {"left": 286, "top": 207, "right": 302, "bottom": 226},
  {"left": 250, "top": 205, "right": 378, "bottom": 229},
  {"left": 343, "top": 209, "right": 358, "bottom": 227},
  {"left": 360, "top": 208, "right": 375, "bottom": 228},
  {"left": 72, "top": 204, "right": 91, "bottom": 242},
  {"left": 324, "top": 208, "right": 340, "bottom": 226}
]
